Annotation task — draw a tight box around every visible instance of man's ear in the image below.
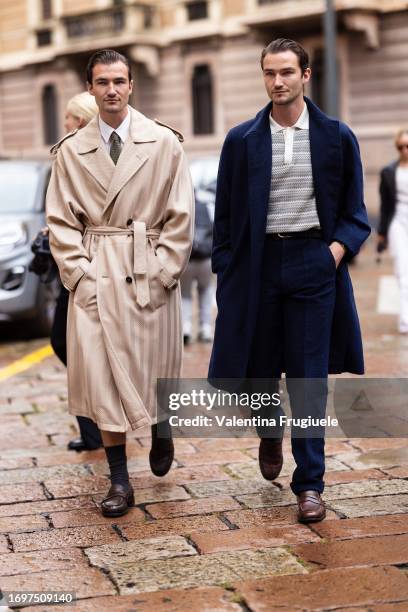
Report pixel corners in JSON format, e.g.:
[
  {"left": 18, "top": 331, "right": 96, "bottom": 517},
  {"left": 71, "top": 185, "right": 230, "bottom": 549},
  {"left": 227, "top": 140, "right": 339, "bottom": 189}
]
[
  {"left": 302, "top": 68, "right": 312, "bottom": 85},
  {"left": 129, "top": 79, "right": 134, "bottom": 95},
  {"left": 87, "top": 81, "right": 94, "bottom": 95}
]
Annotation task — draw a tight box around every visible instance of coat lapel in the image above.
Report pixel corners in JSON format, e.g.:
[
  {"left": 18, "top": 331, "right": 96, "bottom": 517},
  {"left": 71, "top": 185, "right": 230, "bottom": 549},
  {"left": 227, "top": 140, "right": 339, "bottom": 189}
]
[
  {"left": 306, "top": 97, "right": 342, "bottom": 238},
  {"left": 104, "top": 108, "right": 157, "bottom": 214},
  {"left": 75, "top": 118, "right": 114, "bottom": 193},
  {"left": 244, "top": 103, "right": 272, "bottom": 256}
]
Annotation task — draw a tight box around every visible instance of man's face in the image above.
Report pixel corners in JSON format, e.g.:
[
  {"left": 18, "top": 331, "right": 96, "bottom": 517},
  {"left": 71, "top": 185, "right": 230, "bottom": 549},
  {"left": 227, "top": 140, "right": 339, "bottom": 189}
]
[
  {"left": 87, "top": 61, "right": 133, "bottom": 116},
  {"left": 262, "top": 50, "right": 311, "bottom": 106}
]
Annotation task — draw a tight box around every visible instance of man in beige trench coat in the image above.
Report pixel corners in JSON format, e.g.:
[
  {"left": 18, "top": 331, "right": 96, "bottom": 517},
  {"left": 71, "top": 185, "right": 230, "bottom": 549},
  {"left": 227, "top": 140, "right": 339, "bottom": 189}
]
[{"left": 46, "top": 49, "right": 194, "bottom": 517}]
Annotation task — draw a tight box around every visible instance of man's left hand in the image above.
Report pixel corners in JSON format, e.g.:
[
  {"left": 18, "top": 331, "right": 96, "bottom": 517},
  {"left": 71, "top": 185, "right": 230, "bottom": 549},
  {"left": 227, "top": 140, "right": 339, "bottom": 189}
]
[{"left": 329, "top": 241, "right": 347, "bottom": 269}]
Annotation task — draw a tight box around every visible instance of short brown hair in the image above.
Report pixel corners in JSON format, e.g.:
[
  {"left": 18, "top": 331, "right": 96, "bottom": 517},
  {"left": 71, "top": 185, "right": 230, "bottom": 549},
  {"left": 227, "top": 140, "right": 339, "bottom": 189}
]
[
  {"left": 260, "top": 38, "right": 309, "bottom": 74},
  {"left": 86, "top": 49, "right": 132, "bottom": 84}
]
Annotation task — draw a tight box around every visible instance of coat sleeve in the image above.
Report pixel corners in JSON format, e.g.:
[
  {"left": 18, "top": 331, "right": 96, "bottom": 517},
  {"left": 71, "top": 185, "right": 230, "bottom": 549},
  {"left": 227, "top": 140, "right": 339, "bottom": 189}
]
[
  {"left": 332, "top": 124, "right": 371, "bottom": 259},
  {"left": 211, "top": 131, "right": 234, "bottom": 275},
  {"left": 46, "top": 150, "right": 90, "bottom": 291},
  {"left": 155, "top": 138, "right": 194, "bottom": 288}
]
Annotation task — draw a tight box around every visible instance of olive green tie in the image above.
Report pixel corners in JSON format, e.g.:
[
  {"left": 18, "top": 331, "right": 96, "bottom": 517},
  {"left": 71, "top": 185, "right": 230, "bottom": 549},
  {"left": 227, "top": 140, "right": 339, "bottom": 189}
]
[{"left": 110, "top": 131, "right": 122, "bottom": 165}]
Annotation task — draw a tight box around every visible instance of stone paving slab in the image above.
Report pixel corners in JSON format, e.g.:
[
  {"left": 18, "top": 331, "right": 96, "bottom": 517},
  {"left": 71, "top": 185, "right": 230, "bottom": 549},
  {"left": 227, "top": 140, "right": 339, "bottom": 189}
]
[
  {"left": 122, "top": 515, "right": 229, "bottom": 541},
  {"left": 0, "top": 482, "right": 46, "bottom": 504},
  {"left": 10, "top": 524, "right": 122, "bottom": 552},
  {"left": 0, "top": 547, "right": 86, "bottom": 576},
  {"left": 145, "top": 495, "right": 241, "bottom": 519},
  {"left": 86, "top": 535, "right": 197, "bottom": 566},
  {"left": 185, "top": 477, "right": 279, "bottom": 498},
  {"left": 189, "top": 523, "right": 320, "bottom": 554},
  {"left": 130, "top": 465, "right": 231, "bottom": 487},
  {"left": 0, "top": 496, "right": 96, "bottom": 518},
  {"left": 334, "top": 447, "right": 408, "bottom": 470},
  {"left": 294, "top": 533, "right": 408, "bottom": 569},
  {"left": 24, "top": 587, "right": 243, "bottom": 612},
  {"left": 50, "top": 506, "right": 146, "bottom": 528},
  {"left": 0, "top": 464, "right": 90, "bottom": 485},
  {"left": 328, "top": 494, "right": 408, "bottom": 518},
  {"left": 224, "top": 456, "right": 348, "bottom": 480},
  {"left": 97, "top": 484, "right": 191, "bottom": 507},
  {"left": 0, "top": 535, "right": 9, "bottom": 554},
  {"left": 235, "top": 487, "right": 296, "bottom": 509},
  {"left": 0, "top": 456, "right": 34, "bottom": 469},
  {"left": 350, "top": 438, "right": 408, "bottom": 452},
  {"left": 103, "top": 547, "right": 306, "bottom": 594},
  {"left": 323, "top": 479, "right": 408, "bottom": 501},
  {"left": 43, "top": 476, "right": 110, "bottom": 498},
  {"left": 224, "top": 506, "right": 301, "bottom": 527},
  {"left": 176, "top": 450, "right": 252, "bottom": 467},
  {"left": 0, "top": 400, "right": 35, "bottom": 414},
  {"left": 0, "top": 432, "right": 49, "bottom": 451},
  {"left": 0, "top": 567, "right": 116, "bottom": 599},
  {"left": 311, "top": 513, "right": 408, "bottom": 540},
  {"left": 0, "top": 514, "right": 48, "bottom": 534},
  {"left": 234, "top": 566, "right": 408, "bottom": 610}
]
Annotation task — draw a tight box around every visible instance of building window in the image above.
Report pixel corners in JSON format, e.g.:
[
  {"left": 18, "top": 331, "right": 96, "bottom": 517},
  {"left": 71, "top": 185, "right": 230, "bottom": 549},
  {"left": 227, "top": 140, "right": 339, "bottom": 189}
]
[
  {"left": 311, "top": 49, "right": 325, "bottom": 112},
  {"left": 36, "top": 29, "right": 52, "bottom": 46},
  {"left": 42, "top": 85, "right": 58, "bottom": 145},
  {"left": 311, "top": 48, "right": 340, "bottom": 114},
  {"left": 41, "top": 0, "right": 52, "bottom": 20},
  {"left": 187, "top": 1, "right": 208, "bottom": 21},
  {"left": 192, "top": 65, "right": 214, "bottom": 135},
  {"left": 144, "top": 6, "right": 154, "bottom": 28}
]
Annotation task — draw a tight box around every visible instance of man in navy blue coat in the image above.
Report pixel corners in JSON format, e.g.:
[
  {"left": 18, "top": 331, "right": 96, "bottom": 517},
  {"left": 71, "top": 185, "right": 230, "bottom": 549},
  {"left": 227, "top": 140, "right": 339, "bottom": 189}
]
[{"left": 209, "top": 39, "right": 370, "bottom": 523}]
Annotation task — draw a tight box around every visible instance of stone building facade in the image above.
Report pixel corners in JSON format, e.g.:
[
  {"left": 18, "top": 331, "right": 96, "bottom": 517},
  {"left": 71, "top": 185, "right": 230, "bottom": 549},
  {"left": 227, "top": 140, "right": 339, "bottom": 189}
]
[{"left": 1, "top": 0, "right": 408, "bottom": 212}]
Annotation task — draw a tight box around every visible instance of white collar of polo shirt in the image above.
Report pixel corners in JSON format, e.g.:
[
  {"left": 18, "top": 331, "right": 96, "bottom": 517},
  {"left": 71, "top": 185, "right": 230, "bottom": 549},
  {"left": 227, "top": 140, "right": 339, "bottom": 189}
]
[{"left": 269, "top": 102, "right": 309, "bottom": 133}]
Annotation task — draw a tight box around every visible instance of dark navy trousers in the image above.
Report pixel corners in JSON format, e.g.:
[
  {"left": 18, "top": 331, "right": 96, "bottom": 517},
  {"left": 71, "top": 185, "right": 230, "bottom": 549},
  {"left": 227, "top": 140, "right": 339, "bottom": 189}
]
[{"left": 247, "top": 235, "right": 337, "bottom": 494}]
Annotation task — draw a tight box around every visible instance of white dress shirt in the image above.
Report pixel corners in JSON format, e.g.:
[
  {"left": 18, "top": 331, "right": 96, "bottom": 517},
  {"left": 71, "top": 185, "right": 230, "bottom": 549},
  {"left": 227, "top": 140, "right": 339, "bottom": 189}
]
[
  {"left": 98, "top": 107, "right": 131, "bottom": 154},
  {"left": 269, "top": 103, "right": 309, "bottom": 165}
]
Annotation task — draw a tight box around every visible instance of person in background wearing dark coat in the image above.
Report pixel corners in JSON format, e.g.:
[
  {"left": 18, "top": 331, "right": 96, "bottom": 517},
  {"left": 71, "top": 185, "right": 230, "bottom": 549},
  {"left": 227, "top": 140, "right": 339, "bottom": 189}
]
[
  {"left": 181, "top": 193, "right": 214, "bottom": 345},
  {"left": 378, "top": 128, "right": 408, "bottom": 334},
  {"left": 50, "top": 92, "right": 103, "bottom": 451},
  {"left": 209, "top": 39, "right": 370, "bottom": 523}
]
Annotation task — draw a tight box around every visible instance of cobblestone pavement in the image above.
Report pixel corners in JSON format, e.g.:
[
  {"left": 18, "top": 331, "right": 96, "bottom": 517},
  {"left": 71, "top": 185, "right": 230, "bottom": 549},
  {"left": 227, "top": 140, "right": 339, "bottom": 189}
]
[{"left": 1, "top": 240, "right": 408, "bottom": 611}]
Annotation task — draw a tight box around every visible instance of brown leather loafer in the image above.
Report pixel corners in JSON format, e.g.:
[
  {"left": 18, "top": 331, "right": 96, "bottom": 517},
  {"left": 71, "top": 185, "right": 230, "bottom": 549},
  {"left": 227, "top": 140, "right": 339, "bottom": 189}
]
[
  {"left": 297, "top": 490, "right": 326, "bottom": 523},
  {"left": 149, "top": 439, "right": 174, "bottom": 477},
  {"left": 258, "top": 438, "right": 283, "bottom": 481},
  {"left": 101, "top": 483, "right": 135, "bottom": 518}
]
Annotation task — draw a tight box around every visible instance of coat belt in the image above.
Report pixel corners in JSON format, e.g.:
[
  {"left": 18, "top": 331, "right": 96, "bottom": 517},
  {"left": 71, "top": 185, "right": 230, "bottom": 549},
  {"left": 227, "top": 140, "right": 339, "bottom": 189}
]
[{"left": 84, "top": 222, "right": 161, "bottom": 307}]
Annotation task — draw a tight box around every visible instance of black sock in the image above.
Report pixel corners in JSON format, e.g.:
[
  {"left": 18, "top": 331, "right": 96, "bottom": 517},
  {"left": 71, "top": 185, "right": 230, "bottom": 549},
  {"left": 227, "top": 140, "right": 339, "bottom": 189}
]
[
  {"left": 151, "top": 420, "right": 173, "bottom": 451},
  {"left": 105, "top": 444, "right": 129, "bottom": 486}
]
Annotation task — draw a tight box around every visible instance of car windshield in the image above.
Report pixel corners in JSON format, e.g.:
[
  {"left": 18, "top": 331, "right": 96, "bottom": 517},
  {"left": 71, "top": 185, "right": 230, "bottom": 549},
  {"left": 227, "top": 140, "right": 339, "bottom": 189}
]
[{"left": 0, "top": 163, "right": 41, "bottom": 213}]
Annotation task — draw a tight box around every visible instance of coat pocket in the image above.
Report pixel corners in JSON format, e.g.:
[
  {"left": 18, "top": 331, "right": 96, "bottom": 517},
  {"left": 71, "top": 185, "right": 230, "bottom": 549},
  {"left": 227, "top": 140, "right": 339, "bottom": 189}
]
[
  {"left": 145, "top": 243, "right": 169, "bottom": 311},
  {"left": 73, "top": 256, "right": 97, "bottom": 310}
]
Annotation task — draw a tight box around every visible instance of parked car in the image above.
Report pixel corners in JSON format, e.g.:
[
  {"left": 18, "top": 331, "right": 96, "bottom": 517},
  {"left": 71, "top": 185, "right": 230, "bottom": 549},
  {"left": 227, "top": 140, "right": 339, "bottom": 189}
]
[{"left": 0, "top": 159, "right": 59, "bottom": 336}]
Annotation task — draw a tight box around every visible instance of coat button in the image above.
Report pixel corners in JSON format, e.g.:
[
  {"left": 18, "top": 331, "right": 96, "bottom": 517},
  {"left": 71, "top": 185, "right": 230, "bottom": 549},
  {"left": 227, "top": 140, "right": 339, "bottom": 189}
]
[
  {"left": 126, "top": 219, "right": 132, "bottom": 226},
  {"left": 126, "top": 276, "right": 132, "bottom": 283}
]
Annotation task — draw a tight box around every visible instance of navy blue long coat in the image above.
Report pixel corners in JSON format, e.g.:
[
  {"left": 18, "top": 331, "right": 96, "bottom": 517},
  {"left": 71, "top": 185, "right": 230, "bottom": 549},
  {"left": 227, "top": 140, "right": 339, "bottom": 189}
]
[{"left": 208, "top": 97, "right": 371, "bottom": 379}]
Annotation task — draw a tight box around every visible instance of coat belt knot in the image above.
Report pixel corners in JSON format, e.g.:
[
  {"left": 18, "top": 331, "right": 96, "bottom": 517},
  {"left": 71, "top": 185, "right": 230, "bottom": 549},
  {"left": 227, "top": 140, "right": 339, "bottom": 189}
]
[{"left": 84, "top": 222, "right": 161, "bottom": 307}]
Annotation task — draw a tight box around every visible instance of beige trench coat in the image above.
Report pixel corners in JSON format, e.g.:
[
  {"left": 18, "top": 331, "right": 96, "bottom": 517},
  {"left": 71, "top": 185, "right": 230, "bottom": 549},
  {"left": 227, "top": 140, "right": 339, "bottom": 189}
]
[{"left": 46, "top": 107, "right": 194, "bottom": 432}]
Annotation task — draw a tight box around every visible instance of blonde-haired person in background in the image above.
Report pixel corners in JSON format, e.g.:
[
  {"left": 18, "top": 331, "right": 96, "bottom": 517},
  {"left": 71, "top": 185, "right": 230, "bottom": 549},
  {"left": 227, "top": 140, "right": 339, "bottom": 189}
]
[
  {"left": 51, "top": 92, "right": 103, "bottom": 450},
  {"left": 64, "top": 91, "right": 98, "bottom": 132},
  {"left": 378, "top": 128, "right": 408, "bottom": 334}
]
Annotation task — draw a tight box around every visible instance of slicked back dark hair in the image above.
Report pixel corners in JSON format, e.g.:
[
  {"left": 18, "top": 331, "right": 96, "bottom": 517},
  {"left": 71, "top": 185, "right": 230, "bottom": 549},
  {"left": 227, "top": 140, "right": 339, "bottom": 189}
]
[
  {"left": 260, "top": 38, "right": 309, "bottom": 74},
  {"left": 86, "top": 49, "right": 132, "bottom": 84}
]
